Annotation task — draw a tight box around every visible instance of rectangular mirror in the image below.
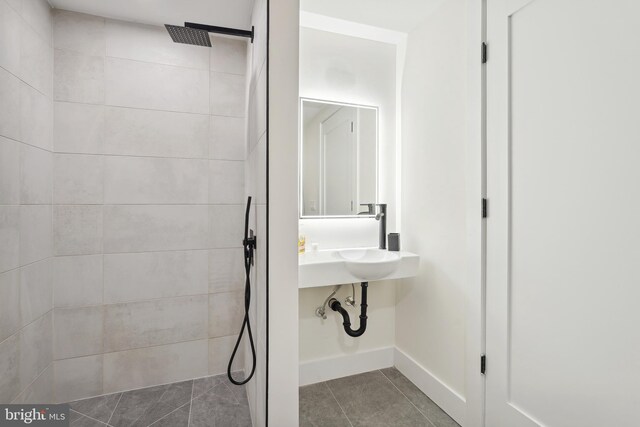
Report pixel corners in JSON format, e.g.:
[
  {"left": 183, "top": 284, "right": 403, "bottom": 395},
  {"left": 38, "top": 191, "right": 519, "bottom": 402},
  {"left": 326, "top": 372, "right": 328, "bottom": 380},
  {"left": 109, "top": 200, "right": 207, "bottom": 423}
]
[{"left": 300, "top": 99, "right": 378, "bottom": 217}]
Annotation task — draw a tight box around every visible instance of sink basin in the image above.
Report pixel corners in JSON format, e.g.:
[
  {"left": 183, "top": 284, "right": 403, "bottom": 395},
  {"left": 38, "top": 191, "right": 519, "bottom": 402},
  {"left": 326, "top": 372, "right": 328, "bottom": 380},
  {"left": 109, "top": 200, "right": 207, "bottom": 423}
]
[{"left": 335, "top": 249, "right": 401, "bottom": 280}]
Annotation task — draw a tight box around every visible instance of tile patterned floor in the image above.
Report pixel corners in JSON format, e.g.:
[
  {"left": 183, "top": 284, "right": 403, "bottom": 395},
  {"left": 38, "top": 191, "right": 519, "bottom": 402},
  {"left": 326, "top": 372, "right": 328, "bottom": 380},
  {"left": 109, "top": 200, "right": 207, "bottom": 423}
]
[
  {"left": 299, "top": 368, "right": 461, "bottom": 427},
  {"left": 67, "top": 374, "right": 251, "bottom": 427}
]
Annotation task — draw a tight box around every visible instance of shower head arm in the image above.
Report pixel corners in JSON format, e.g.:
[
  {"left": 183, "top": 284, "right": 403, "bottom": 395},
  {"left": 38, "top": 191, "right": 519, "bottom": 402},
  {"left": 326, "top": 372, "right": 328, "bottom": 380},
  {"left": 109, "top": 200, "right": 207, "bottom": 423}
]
[{"left": 184, "top": 22, "right": 254, "bottom": 43}]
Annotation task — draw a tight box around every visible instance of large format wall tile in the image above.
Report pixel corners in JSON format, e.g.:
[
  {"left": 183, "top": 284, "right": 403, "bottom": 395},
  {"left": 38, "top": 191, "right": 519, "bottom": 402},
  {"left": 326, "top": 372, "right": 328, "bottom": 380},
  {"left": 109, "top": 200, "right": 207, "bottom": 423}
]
[
  {"left": 14, "top": 364, "right": 54, "bottom": 404},
  {"left": 20, "top": 82, "right": 53, "bottom": 151},
  {"left": 54, "top": 306, "right": 103, "bottom": 359},
  {"left": 20, "top": 205, "right": 52, "bottom": 265},
  {"left": 104, "top": 156, "right": 208, "bottom": 204},
  {"left": 0, "top": 334, "right": 20, "bottom": 403},
  {"left": 20, "top": 144, "right": 52, "bottom": 204},
  {"left": 105, "top": 57, "right": 209, "bottom": 114},
  {"left": 210, "top": 38, "right": 247, "bottom": 75},
  {"left": 0, "top": 0, "right": 21, "bottom": 75},
  {"left": 210, "top": 116, "right": 245, "bottom": 161},
  {"left": 0, "top": 136, "right": 20, "bottom": 204},
  {"left": 103, "top": 339, "right": 208, "bottom": 394},
  {"left": 20, "top": 0, "right": 53, "bottom": 45},
  {"left": 103, "top": 205, "right": 208, "bottom": 253},
  {"left": 19, "top": 258, "right": 53, "bottom": 327},
  {"left": 54, "top": 102, "right": 105, "bottom": 154},
  {"left": 208, "top": 292, "right": 243, "bottom": 338},
  {"left": 106, "top": 19, "right": 209, "bottom": 70},
  {"left": 53, "top": 255, "right": 103, "bottom": 308},
  {"left": 0, "top": 67, "right": 21, "bottom": 140},
  {"left": 210, "top": 72, "right": 246, "bottom": 117},
  {"left": 54, "top": 354, "right": 103, "bottom": 403},
  {"left": 53, "top": 10, "right": 105, "bottom": 56},
  {"left": 53, "top": 205, "right": 103, "bottom": 256},
  {"left": 209, "top": 205, "right": 244, "bottom": 248},
  {"left": 47, "top": 12, "right": 254, "bottom": 401},
  {"left": 104, "top": 295, "right": 208, "bottom": 352},
  {"left": 53, "top": 154, "right": 104, "bottom": 204},
  {"left": 19, "top": 311, "right": 53, "bottom": 392},
  {"left": 104, "top": 250, "right": 208, "bottom": 303},
  {"left": 255, "top": 135, "right": 267, "bottom": 205},
  {"left": 104, "top": 107, "right": 209, "bottom": 158},
  {"left": 0, "top": 270, "right": 21, "bottom": 343},
  {"left": 208, "top": 335, "right": 244, "bottom": 375},
  {"left": 208, "top": 248, "right": 244, "bottom": 294},
  {"left": 209, "top": 160, "right": 245, "bottom": 204},
  {"left": 0, "top": 206, "right": 20, "bottom": 273},
  {"left": 54, "top": 49, "right": 104, "bottom": 104},
  {"left": 20, "top": 22, "right": 53, "bottom": 97}
]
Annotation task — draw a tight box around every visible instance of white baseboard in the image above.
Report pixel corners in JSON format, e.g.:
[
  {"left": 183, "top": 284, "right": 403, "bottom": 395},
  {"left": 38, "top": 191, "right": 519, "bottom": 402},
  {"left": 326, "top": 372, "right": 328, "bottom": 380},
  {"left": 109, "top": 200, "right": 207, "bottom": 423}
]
[
  {"left": 299, "top": 346, "right": 394, "bottom": 386},
  {"left": 394, "top": 347, "right": 466, "bottom": 425}
]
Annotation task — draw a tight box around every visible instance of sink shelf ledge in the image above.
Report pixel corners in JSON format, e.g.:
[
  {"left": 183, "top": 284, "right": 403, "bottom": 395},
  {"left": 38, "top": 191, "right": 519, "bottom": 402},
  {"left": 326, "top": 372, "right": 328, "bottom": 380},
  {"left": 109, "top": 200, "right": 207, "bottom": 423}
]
[{"left": 298, "top": 248, "right": 419, "bottom": 288}]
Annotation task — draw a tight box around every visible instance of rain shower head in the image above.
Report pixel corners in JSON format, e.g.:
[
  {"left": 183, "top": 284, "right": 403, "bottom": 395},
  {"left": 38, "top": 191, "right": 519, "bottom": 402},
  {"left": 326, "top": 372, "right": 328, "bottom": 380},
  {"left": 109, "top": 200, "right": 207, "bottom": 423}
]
[
  {"left": 165, "top": 24, "right": 212, "bottom": 47},
  {"left": 165, "top": 22, "right": 255, "bottom": 46}
]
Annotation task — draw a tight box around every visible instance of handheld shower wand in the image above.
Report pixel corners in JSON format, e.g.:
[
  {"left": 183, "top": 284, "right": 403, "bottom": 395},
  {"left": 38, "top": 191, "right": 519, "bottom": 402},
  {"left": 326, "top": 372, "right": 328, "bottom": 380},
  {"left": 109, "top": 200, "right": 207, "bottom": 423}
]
[{"left": 227, "top": 196, "right": 257, "bottom": 385}]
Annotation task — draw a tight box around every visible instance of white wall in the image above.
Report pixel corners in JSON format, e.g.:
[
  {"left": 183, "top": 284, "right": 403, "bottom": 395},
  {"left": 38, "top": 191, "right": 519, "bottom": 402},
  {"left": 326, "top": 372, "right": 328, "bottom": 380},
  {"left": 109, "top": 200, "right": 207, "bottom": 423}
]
[
  {"left": 245, "top": 0, "right": 268, "bottom": 423},
  {"left": 297, "top": 28, "right": 398, "bottom": 374},
  {"left": 299, "top": 27, "right": 397, "bottom": 232},
  {"left": 396, "top": 0, "right": 468, "bottom": 408},
  {"left": 50, "top": 10, "right": 249, "bottom": 402},
  {"left": 0, "top": 0, "right": 55, "bottom": 404},
  {"left": 268, "top": 0, "right": 301, "bottom": 425}
]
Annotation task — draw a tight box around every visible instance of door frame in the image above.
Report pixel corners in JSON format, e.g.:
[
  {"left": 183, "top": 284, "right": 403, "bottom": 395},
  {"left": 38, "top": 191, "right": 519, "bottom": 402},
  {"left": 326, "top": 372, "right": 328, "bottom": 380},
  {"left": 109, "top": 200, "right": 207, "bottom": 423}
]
[
  {"left": 320, "top": 107, "right": 358, "bottom": 215},
  {"left": 465, "top": 0, "right": 488, "bottom": 426}
]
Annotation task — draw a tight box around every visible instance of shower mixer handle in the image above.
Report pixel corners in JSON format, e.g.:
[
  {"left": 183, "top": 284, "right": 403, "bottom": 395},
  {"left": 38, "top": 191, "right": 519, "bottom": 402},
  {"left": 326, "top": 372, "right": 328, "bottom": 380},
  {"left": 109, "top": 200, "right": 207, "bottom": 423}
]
[{"left": 244, "top": 229, "right": 257, "bottom": 266}]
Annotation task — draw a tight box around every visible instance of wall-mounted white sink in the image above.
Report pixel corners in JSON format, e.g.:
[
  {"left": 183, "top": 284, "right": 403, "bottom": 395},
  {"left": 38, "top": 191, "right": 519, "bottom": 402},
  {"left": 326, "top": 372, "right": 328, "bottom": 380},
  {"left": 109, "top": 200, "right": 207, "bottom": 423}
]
[
  {"left": 299, "top": 248, "right": 419, "bottom": 288},
  {"left": 335, "top": 249, "right": 401, "bottom": 280}
]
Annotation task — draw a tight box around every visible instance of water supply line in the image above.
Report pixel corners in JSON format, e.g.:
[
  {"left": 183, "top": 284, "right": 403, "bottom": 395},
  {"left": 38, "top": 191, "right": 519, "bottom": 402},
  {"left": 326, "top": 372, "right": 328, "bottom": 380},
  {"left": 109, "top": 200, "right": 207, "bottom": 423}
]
[
  {"left": 227, "top": 196, "right": 257, "bottom": 385},
  {"left": 315, "top": 285, "right": 341, "bottom": 319}
]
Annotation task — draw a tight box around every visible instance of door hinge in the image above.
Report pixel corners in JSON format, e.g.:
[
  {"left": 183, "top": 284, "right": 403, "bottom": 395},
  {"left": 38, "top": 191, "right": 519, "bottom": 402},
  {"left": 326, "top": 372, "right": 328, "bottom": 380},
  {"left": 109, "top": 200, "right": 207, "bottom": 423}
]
[
  {"left": 481, "top": 42, "right": 488, "bottom": 64},
  {"left": 481, "top": 354, "right": 486, "bottom": 375},
  {"left": 482, "top": 198, "right": 488, "bottom": 218}
]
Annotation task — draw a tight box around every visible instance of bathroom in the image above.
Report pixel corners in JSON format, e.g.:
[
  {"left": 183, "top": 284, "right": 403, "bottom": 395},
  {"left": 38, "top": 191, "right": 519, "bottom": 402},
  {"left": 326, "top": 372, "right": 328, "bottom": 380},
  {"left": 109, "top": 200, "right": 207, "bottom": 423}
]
[{"left": 1, "top": 0, "right": 640, "bottom": 426}]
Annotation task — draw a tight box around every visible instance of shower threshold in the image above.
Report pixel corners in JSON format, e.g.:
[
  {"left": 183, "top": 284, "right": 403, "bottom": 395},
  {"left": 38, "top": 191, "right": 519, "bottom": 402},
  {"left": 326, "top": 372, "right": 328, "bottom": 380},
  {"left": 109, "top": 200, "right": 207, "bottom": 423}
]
[{"left": 66, "top": 373, "right": 251, "bottom": 426}]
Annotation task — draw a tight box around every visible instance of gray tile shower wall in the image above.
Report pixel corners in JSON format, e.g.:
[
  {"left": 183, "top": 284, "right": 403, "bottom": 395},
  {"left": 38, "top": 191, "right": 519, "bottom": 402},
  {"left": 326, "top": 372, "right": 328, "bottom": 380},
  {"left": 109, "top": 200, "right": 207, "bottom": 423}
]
[
  {"left": 0, "top": 0, "right": 54, "bottom": 404},
  {"left": 50, "top": 10, "right": 249, "bottom": 402}
]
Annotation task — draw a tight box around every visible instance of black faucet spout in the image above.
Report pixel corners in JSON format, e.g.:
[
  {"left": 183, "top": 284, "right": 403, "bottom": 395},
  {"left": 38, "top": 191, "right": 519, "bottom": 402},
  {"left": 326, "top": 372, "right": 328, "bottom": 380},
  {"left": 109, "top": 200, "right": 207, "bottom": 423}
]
[{"left": 376, "top": 204, "right": 387, "bottom": 249}]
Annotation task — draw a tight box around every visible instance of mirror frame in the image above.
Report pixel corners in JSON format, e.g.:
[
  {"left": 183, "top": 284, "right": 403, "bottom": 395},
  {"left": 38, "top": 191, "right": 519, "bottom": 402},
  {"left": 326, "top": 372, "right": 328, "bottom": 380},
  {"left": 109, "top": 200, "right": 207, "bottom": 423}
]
[{"left": 299, "top": 97, "right": 379, "bottom": 219}]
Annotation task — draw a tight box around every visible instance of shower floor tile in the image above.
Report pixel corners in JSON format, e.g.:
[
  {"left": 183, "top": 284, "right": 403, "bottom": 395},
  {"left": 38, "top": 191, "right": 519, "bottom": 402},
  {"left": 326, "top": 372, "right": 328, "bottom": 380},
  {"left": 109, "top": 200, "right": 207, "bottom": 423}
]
[
  {"left": 67, "top": 373, "right": 251, "bottom": 427},
  {"left": 300, "top": 368, "right": 460, "bottom": 427}
]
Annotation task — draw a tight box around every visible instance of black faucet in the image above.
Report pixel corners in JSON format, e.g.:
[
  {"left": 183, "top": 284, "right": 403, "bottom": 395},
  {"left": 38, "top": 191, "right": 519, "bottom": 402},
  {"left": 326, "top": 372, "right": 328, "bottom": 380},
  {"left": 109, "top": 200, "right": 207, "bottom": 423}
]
[{"left": 375, "top": 204, "right": 387, "bottom": 249}]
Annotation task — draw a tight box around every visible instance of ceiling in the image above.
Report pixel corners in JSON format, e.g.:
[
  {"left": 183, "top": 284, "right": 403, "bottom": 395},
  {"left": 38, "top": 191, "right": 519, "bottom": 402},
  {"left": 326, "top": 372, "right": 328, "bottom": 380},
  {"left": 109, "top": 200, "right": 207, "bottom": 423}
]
[
  {"left": 48, "top": 0, "right": 254, "bottom": 29},
  {"left": 300, "top": 0, "right": 448, "bottom": 32}
]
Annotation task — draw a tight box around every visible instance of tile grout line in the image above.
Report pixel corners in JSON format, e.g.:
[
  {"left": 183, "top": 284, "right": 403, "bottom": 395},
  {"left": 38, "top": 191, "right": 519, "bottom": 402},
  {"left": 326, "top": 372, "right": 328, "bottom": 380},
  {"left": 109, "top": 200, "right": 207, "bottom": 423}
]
[
  {"left": 323, "top": 382, "right": 355, "bottom": 427},
  {"left": 188, "top": 379, "right": 195, "bottom": 427},
  {"left": 147, "top": 402, "right": 191, "bottom": 427},
  {"left": 378, "top": 370, "right": 437, "bottom": 427},
  {"left": 128, "top": 387, "right": 169, "bottom": 426},
  {"left": 69, "top": 409, "right": 111, "bottom": 426},
  {"left": 52, "top": 98, "right": 247, "bottom": 120},
  {"left": 105, "top": 392, "right": 122, "bottom": 426}
]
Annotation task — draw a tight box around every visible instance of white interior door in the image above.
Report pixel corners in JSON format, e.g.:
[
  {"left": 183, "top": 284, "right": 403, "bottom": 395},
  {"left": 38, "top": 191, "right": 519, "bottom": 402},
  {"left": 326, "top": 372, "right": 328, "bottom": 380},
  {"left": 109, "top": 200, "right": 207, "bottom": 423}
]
[
  {"left": 486, "top": 0, "right": 640, "bottom": 426},
  {"left": 321, "top": 107, "right": 357, "bottom": 215}
]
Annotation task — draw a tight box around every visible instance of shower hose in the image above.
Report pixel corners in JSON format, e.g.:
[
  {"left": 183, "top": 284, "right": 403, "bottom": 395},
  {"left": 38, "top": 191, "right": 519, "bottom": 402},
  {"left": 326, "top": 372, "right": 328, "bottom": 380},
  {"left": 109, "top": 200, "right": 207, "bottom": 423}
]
[{"left": 227, "top": 196, "right": 257, "bottom": 385}]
